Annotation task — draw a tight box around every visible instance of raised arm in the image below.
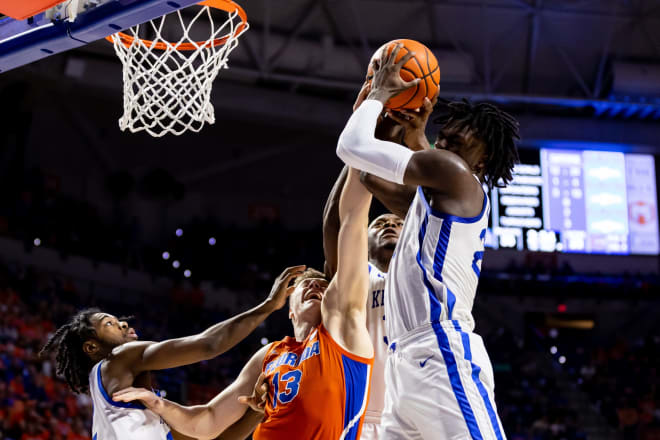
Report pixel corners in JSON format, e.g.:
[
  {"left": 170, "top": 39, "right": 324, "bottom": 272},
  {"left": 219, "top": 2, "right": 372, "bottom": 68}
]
[
  {"left": 336, "top": 44, "right": 477, "bottom": 199},
  {"left": 359, "top": 171, "right": 415, "bottom": 219},
  {"left": 322, "top": 165, "right": 348, "bottom": 279},
  {"left": 114, "top": 266, "right": 304, "bottom": 375},
  {"left": 114, "top": 344, "right": 270, "bottom": 440},
  {"left": 321, "top": 168, "right": 373, "bottom": 359}
]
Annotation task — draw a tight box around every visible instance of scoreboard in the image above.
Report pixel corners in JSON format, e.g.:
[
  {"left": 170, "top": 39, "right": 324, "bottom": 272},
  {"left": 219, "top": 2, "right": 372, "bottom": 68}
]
[{"left": 486, "top": 149, "right": 659, "bottom": 255}]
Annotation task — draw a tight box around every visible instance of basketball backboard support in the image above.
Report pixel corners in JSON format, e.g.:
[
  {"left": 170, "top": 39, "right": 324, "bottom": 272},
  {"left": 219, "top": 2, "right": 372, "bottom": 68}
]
[{"left": 0, "top": 0, "right": 200, "bottom": 73}]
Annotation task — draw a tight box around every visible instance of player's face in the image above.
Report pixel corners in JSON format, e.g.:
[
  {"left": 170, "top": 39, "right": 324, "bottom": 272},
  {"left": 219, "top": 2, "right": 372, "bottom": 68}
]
[
  {"left": 290, "top": 278, "right": 328, "bottom": 324},
  {"left": 368, "top": 214, "right": 403, "bottom": 250},
  {"left": 435, "top": 127, "right": 488, "bottom": 173},
  {"left": 91, "top": 313, "right": 139, "bottom": 348}
]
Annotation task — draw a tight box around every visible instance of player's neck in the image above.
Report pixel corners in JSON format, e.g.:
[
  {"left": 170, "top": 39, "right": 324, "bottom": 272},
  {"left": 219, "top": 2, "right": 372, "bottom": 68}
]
[
  {"left": 369, "top": 252, "right": 392, "bottom": 273},
  {"left": 293, "top": 321, "right": 317, "bottom": 342}
]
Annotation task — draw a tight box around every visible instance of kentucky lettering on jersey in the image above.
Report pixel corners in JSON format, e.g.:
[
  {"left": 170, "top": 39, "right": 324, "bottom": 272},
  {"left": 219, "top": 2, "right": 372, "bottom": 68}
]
[
  {"left": 371, "top": 289, "right": 384, "bottom": 309},
  {"left": 364, "top": 262, "right": 387, "bottom": 425},
  {"left": 385, "top": 183, "right": 490, "bottom": 341}
]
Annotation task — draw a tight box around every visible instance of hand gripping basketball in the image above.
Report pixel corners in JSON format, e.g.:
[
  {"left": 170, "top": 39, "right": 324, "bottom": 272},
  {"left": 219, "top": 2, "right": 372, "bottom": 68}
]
[{"left": 367, "top": 43, "right": 421, "bottom": 106}]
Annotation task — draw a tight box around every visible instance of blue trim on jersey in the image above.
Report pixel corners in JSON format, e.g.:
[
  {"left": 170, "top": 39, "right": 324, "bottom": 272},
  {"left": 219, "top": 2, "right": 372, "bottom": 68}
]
[
  {"left": 341, "top": 355, "right": 369, "bottom": 440},
  {"left": 368, "top": 262, "right": 372, "bottom": 273},
  {"left": 416, "top": 213, "right": 443, "bottom": 323},
  {"left": 92, "top": 434, "right": 97, "bottom": 440},
  {"left": 417, "top": 186, "right": 488, "bottom": 224},
  {"left": 453, "top": 321, "right": 505, "bottom": 440},
  {"left": 431, "top": 322, "right": 483, "bottom": 439},
  {"left": 446, "top": 286, "right": 457, "bottom": 321},
  {"left": 166, "top": 432, "right": 173, "bottom": 440},
  {"left": 97, "top": 362, "right": 146, "bottom": 410},
  {"left": 431, "top": 219, "right": 456, "bottom": 320},
  {"left": 472, "top": 251, "right": 484, "bottom": 277}
]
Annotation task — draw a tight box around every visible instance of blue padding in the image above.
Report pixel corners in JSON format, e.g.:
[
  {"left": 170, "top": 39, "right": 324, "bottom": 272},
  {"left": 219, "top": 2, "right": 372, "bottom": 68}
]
[{"left": 0, "top": 0, "right": 199, "bottom": 73}]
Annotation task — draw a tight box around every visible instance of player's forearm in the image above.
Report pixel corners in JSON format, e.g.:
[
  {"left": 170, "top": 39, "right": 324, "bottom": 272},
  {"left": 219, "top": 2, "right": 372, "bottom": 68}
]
[
  {"left": 359, "top": 171, "right": 414, "bottom": 219},
  {"left": 198, "top": 301, "right": 276, "bottom": 358},
  {"left": 154, "top": 399, "right": 225, "bottom": 439},
  {"left": 336, "top": 100, "right": 413, "bottom": 184},
  {"left": 322, "top": 165, "right": 349, "bottom": 278},
  {"left": 215, "top": 409, "right": 263, "bottom": 440},
  {"left": 334, "top": 168, "right": 371, "bottom": 308}
]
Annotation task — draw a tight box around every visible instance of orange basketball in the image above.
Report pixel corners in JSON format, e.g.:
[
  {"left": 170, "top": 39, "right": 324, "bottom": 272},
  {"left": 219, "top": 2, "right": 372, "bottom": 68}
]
[{"left": 367, "top": 39, "right": 440, "bottom": 110}]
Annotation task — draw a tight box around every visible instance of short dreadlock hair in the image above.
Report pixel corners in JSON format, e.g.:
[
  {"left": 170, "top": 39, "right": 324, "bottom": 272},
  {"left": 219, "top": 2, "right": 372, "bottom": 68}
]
[
  {"left": 434, "top": 99, "right": 520, "bottom": 189},
  {"left": 39, "top": 308, "right": 101, "bottom": 394}
]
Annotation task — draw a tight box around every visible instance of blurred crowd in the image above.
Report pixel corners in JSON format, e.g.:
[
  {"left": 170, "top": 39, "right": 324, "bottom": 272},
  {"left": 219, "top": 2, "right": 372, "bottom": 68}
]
[
  {"left": 580, "top": 337, "right": 660, "bottom": 440},
  {"left": 1, "top": 265, "right": 93, "bottom": 440},
  {"left": 0, "top": 259, "right": 272, "bottom": 440},
  {"left": 2, "top": 254, "right": 659, "bottom": 440}
]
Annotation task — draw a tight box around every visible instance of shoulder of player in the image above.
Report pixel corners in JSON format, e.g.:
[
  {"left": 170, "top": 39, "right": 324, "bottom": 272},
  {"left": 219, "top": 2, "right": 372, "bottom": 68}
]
[
  {"left": 412, "top": 148, "right": 472, "bottom": 174},
  {"left": 367, "top": 261, "right": 386, "bottom": 277},
  {"left": 255, "top": 341, "right": 280, "bottom": 364},
  {"left": 106, "top": 340, "right": 154, "bottom": 365},
  {"left": 409, "top": 149, "right": 478, "bottom": 194}
]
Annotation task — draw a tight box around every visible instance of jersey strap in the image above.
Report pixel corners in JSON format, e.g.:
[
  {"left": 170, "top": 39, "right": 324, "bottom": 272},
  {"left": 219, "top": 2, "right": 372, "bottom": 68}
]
[{"left": 96, "top": 361, "right": 146, "bottom": 410}]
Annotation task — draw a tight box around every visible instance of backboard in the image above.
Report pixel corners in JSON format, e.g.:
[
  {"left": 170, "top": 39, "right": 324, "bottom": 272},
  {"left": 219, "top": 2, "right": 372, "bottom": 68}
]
[{"left": 0, "top": 0, "right": 201, "bottom": 73}]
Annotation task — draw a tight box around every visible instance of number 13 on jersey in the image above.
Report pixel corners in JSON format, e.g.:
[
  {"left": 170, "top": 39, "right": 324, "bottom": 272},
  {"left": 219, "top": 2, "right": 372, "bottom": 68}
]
[{"left": 271, "top": 370, "right": 302, "bottom": 408}]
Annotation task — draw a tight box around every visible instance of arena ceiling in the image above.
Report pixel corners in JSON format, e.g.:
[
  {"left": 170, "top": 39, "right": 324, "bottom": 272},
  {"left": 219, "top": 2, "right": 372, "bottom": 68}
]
[{"left": 2, "top": 0, "right": 660, "bottom": 223}]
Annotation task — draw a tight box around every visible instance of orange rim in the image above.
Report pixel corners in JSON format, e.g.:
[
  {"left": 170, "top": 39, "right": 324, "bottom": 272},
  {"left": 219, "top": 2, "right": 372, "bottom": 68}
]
[{"left": 105, "top": 0, "right": 248, "bottom": 51}]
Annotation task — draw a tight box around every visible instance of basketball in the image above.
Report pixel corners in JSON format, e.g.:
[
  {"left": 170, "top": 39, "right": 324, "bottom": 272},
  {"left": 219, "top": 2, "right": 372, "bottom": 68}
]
[{"left": 367, "top": 39, "right": 441, "bottom": 111}]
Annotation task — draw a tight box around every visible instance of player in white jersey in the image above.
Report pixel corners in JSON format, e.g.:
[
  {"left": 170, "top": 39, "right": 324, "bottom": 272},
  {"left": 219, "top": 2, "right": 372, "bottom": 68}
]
[
  {"left": 336, "top": 43, "right": 520, "bottom": 439},
  {"left": 38, "top": 266, "right": 304, "bottom": 440}
]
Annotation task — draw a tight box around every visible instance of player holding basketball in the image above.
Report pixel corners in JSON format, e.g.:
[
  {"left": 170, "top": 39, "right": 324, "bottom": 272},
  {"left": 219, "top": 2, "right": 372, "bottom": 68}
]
[
  {"left": 113, "top": 168, "right": 375, "bottom": 439},
  {"left": 337, "top": 43, "right": 520, "bottom": 439},
  {"left": 39, "top": 265, "right": 304, "bottom": 440}
]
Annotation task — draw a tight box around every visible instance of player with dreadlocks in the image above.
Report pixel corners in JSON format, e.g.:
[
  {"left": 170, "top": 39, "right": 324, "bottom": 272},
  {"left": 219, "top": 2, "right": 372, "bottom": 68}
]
[
  {"left": 39, "top": 265, "right": 305, "bottom": 440},
  {"left": 337, "top": 43, "right": 519, "bottom": 439}
]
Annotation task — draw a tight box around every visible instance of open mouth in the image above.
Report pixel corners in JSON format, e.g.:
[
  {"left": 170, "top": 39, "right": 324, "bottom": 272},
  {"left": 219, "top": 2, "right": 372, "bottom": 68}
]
[
  {"left": 126, "top": 330, "right": 138, "bottom": 340},
  {"left": 303, "top": 290, "right": 323, "bottom": 302},
  {"left": 381, "top": 229, "right": 398, "bottom": 239}
]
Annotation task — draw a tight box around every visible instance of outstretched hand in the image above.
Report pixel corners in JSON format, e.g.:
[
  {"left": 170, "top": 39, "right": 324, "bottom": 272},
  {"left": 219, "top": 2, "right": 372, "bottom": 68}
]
[
  {"left": 237, "top": 372, "right": 268, "bottom": 413},
  {"left": 263, "top": 265, "right": 307, "bottom": 311},
  {"left": 367, "top": 43, "right": 421, "bottom": 105},
  {"left": 113, "top": 387, "right": 163, "bottom": 412}
]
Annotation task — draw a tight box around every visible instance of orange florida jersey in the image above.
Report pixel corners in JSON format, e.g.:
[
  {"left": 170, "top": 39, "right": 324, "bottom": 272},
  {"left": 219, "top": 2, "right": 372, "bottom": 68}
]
[{"left": 253, "top": 324, "right": 373, "bottom": 440}]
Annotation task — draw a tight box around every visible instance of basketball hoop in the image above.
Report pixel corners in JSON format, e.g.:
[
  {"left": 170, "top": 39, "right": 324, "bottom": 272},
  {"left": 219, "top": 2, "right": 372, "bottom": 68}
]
[{"left": 107, "top": 0, "right": 248, "bottom": 137}]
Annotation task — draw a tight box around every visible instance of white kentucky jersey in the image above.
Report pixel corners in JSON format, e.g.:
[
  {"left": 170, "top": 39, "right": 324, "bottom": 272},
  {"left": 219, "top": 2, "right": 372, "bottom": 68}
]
[
  {"left": 385, "top": 184, "right": 489, "bottom": 341},
  {"left": 365, "top": 262, "right": 387, "bottom": 425},
  {"left": 89, "top": 361, "right": 172, "bottom": 440}
]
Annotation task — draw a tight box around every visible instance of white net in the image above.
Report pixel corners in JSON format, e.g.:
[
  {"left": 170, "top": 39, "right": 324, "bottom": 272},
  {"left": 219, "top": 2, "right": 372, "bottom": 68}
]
[{"left": 109, "top": 3, "right": 248, "bottom": 137}]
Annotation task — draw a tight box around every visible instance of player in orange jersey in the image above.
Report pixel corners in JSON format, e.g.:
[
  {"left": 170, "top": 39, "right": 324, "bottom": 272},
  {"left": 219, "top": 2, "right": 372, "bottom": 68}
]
[{"left": 112, "top": 167, "right": 376, "bottom": 439}]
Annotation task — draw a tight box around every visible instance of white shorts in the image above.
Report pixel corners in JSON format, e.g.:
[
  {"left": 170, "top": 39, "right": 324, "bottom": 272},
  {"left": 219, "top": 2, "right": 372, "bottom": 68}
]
[
  {"left": 360, "top": 422, "right": 384, "bottom": 440},
  {"left": 382, "top": 321, "right": 506, "bottom": 440}
]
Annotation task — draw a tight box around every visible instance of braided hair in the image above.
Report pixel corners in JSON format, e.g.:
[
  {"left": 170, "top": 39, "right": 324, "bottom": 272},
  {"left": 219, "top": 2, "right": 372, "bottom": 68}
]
[
  {"left": 434, "top": 100, "right": 520, "bottom": 189},
  {"left": 39, "top": 308, "right": 101, "bottom": 394}
]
